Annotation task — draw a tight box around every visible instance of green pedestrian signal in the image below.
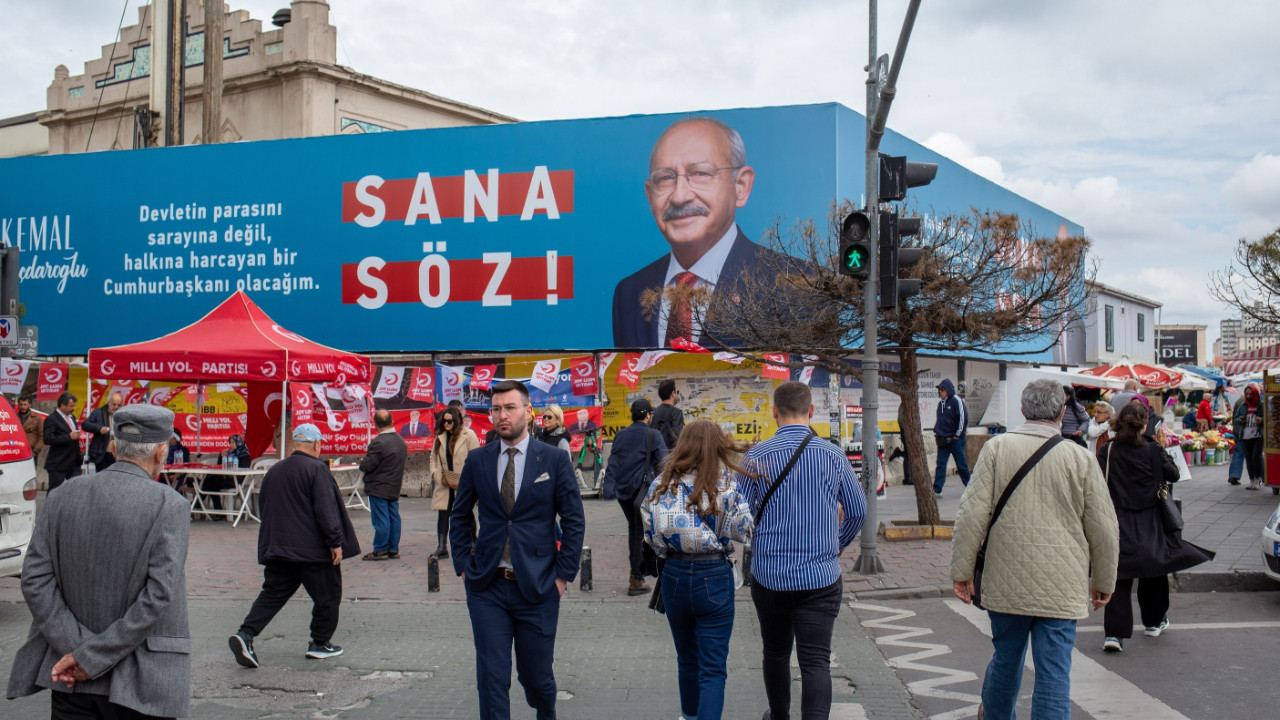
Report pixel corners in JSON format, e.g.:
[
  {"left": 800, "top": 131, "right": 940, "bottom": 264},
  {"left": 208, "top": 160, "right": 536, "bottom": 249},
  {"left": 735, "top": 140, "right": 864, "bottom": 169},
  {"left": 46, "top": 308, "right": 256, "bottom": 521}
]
[{"left": 839, "top": 211, "right": 873, "bottom": 279}]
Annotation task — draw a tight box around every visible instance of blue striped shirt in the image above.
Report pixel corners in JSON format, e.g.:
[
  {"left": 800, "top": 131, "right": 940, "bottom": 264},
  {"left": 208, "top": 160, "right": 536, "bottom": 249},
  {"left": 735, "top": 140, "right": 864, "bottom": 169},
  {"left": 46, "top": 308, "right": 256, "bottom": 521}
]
[{"left": 737, "top": 424, "right": 867, "bottom": 591}]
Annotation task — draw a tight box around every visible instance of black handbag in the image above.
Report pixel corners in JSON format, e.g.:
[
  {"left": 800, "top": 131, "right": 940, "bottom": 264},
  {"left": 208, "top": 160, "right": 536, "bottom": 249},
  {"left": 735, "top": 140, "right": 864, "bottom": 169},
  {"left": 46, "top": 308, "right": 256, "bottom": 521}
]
[
  {"left": 636, "top": 430, "right": 661, "bottom": 578},
  {"left": 972, "top": 435, "right": 1064, "bottom": 609}
]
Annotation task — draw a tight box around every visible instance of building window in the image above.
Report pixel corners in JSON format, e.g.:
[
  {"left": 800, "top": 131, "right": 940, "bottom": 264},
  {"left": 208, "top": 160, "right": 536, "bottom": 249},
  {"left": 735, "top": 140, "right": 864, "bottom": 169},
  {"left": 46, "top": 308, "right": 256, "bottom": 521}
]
[
  {"left": 1105, "top": 305, "right": 1115, "bottom": 352},
  {"left": 1137, "top": 313, "right": 1145, "bottom": 342}
]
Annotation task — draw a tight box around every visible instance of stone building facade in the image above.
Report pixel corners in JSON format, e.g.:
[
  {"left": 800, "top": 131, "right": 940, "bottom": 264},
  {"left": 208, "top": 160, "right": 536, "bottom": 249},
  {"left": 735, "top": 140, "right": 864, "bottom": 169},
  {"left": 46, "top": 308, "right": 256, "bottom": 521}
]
[{"left": 39, "top": 0, "right": 512, "bottom": 155}]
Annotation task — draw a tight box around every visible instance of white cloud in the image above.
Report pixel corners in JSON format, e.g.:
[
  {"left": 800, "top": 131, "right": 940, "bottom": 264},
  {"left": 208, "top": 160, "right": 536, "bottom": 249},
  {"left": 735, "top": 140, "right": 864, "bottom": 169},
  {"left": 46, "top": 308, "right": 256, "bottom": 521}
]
[
  {"left": 1224, "top": 153, "right": 1280, "bottom": 224},
  {"left": 922, "top": 132, "right": 1006, "bottom": 183}
]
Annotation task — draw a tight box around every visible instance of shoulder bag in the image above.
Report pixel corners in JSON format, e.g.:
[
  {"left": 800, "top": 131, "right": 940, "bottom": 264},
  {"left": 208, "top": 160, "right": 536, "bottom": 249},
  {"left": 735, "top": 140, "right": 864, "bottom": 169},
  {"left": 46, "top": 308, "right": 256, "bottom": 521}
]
[
  {"left": 1151, "top": 442, "right": 1185, "bottom": 533},
  {"left": 971, "top": 435, "right": 1064, "bottom": 609},
  {"left": 635, "top": 429, "right": 661, "bottom": 578}
]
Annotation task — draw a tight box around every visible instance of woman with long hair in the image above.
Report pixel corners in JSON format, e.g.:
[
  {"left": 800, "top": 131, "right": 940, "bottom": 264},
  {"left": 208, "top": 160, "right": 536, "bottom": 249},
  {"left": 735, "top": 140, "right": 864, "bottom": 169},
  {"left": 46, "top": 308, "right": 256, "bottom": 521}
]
[
  {"left": 1097, "top": 404, "right": 1213, "bottom": 653},
  {"left": 641, "top": 420, "right": 754, "bottom": 720},
  {"left": 1233, "top": 384, "right": 1264, "bottom": 490},
  {"left": 428, "top": 406, "right": 479, "bottom": 558}
]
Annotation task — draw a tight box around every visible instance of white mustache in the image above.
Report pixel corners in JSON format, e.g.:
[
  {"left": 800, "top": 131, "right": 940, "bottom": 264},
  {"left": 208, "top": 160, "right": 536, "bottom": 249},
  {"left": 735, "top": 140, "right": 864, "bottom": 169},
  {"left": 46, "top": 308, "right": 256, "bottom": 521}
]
[{"left": 663, "top": 203, "right": 709, "bottom": 222}]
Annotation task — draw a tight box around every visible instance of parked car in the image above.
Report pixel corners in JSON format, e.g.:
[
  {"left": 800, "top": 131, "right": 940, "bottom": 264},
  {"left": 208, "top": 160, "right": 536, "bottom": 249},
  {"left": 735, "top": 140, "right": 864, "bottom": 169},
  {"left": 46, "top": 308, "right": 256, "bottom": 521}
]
[
  {"left": 0, "top": 395, "right": 38, "bottom": 578},
  {"left": 1263, "top": 501, "right": 1280, "bottom": 583}
]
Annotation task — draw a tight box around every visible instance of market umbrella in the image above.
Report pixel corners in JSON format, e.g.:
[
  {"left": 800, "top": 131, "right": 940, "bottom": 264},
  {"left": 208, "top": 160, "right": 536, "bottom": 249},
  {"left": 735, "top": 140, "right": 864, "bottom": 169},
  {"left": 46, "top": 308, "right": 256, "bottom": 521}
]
[
  {"left": 1180, "top": 365, "right": 1227, "bottom": 385},
  {"left": 1079, "top": 358, "right": 1185, "bottom": 389}
]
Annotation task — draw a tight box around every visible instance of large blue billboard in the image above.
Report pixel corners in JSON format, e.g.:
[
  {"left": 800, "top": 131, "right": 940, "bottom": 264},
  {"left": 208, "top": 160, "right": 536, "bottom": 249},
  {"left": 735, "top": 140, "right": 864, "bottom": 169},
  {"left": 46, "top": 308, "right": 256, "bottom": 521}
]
[{"left": 1, "top": 103, "right": 1081, "bottom": 356}]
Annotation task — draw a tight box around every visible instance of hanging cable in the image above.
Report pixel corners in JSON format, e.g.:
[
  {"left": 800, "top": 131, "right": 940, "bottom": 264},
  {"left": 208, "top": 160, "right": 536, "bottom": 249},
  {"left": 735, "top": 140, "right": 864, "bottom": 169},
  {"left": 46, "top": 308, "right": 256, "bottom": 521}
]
[
  {"left": 111, "top": 2, "right": 152, "bottom": 149},
  {"left": 85, "top": 0, "right": 134, "bottom": 152}
]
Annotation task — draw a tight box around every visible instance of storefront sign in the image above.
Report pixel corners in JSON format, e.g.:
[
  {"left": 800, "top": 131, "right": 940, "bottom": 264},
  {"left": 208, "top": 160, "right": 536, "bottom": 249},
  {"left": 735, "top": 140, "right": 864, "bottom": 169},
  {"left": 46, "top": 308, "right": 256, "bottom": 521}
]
[{"left": 1157, "top": 329, "right": 1198, "bottom": 366}]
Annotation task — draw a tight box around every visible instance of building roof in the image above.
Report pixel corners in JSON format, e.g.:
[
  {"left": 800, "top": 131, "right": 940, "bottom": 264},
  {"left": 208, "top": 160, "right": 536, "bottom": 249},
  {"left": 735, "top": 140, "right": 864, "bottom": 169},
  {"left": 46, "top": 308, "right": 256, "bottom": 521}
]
[
  {"left": 1085, "top": 279, "right": 1162, "bottom": 309},
  {"left": 0, "top": 113, "right": 39, "bottom": 129}
]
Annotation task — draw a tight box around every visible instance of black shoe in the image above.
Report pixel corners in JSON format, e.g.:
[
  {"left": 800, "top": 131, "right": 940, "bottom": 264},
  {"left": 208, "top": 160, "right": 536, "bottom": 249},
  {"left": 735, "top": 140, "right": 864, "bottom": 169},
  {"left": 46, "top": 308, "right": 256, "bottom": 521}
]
[
  {"left": 229, "top": 631, "right": 259, "bottom": 668},
  {"left": 362, "top": 551, "right": 389, "bottom": 561},
  {"left": 386, "top": 551, "right": 400, "bottom": 559},
  {"left": 306, "top": 641, "right": 344, "bottom": 659},
  {"left": 1229, "top": 477, "right": 1241, "bottom": 485}
]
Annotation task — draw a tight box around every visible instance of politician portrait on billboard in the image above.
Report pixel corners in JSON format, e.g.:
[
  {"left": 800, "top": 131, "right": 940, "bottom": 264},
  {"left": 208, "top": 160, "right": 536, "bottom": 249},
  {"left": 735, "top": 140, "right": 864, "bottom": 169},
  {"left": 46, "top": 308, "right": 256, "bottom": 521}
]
[{"left": 612, "top": 117, "right": 794, "bottom": 349}]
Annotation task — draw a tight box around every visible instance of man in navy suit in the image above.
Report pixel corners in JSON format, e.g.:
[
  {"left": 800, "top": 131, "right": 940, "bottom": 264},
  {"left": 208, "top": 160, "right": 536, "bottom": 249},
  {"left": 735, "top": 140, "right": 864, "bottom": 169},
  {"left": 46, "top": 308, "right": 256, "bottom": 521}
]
[
  {"left": 450, "top": 379, "right": 585, "bottom": 720},
  {"left": 398, "top": 410, "right": 431, "bottom": 438},
  {"left": 612, "top": 116, "right": 795, "bottom": 349}
]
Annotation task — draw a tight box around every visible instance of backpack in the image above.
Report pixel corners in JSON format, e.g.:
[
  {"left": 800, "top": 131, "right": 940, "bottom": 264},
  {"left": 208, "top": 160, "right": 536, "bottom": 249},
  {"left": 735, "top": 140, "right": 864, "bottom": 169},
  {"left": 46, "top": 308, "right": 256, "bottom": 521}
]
[{"left": 652, "top": 404, "right": 680, "bottom": 449}]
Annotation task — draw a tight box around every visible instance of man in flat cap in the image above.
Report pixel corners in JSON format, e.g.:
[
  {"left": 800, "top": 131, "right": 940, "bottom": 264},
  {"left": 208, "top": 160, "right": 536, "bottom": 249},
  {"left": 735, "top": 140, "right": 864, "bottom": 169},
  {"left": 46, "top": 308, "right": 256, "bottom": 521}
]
[
  {"left": 8, "top": 404, "right": 192, "bottom": 720},
  {"left": 229, "top": 424, "right": 360, "bottom": 668}
]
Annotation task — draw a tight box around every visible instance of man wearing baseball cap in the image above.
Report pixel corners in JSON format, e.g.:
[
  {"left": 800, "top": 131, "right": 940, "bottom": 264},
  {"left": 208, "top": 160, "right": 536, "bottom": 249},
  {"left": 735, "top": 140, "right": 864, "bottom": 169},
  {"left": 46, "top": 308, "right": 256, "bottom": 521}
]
[{"left": 229, "top": 423, "right": 360, "bottom": 668}]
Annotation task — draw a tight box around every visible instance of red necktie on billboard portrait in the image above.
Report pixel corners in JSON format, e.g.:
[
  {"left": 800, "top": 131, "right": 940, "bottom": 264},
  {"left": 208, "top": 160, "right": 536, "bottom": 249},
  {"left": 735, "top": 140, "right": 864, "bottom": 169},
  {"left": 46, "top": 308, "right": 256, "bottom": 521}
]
[{"left": 664, "top": 271, "right": 699, "bottom": 346}]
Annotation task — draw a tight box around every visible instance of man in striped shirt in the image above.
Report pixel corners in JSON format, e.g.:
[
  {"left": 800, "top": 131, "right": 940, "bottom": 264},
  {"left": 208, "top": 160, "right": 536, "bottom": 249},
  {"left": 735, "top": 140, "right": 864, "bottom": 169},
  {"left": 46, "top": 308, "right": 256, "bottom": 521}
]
[{"left": 739, "top": 381, "right": 867, "bottom": 720}]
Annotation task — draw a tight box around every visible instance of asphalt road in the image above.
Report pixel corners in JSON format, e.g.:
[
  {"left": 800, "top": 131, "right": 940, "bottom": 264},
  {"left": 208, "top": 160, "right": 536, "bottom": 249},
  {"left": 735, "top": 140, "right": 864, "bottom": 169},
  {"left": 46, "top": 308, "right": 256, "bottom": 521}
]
[{"left": 851, "top": 590, "right": 1280, "bottom": 719}]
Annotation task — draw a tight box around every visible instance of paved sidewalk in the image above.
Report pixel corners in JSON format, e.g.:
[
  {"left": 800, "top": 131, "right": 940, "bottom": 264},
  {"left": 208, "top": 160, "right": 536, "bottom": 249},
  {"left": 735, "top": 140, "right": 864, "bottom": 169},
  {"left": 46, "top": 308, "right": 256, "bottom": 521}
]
[{"left": 844, "top": 455, "right": 1280, "bottom": 598}]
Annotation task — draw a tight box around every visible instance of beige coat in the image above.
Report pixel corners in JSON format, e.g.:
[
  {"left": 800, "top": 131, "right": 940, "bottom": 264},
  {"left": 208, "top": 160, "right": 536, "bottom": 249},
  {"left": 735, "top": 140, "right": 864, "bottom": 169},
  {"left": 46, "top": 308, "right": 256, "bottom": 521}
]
[
  {"left": 951, "top": 421, "right": 1119, "bottom": 620},
  {"left": 429, "top": 428, "right": 480, "bottom": 510}
]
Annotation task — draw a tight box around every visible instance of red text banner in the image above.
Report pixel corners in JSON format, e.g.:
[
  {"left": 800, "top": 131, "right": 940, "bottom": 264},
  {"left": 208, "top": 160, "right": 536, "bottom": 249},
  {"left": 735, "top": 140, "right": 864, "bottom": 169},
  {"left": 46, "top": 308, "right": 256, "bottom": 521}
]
[
  {"left": 341, "top": 169, "right": 575, "bottom": 224},
  {"left": 340, "top": 255, "right": 574, "bottom": 306}
]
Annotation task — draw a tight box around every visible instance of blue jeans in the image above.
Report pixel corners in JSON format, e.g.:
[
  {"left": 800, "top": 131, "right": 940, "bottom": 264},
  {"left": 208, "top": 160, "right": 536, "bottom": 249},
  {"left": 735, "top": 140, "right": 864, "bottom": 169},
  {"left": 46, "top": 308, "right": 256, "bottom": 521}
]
[
  {"left": 934, "top": 437, "right": 971, "bottom": 493},
  {"left": 982, "top": 611, "right": 1075, "bottom": 720},
  {"left": 662, "top": 555, "right": 736, "bottom": 720},
  {"left": 369, "top": 496, "right": 401, "bottom": 553}
]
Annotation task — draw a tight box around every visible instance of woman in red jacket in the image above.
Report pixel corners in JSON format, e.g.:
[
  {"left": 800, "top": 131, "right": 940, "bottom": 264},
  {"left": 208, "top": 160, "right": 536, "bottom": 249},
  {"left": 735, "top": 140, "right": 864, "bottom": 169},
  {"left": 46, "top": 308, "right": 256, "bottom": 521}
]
[{"left": 1196, "top": 396, "right": 1213, "bottom": 432}]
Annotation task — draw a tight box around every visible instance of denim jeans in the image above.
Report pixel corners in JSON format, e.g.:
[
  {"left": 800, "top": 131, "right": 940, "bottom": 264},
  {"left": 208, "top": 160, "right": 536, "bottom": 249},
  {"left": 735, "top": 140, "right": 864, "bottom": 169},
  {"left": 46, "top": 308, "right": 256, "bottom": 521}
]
[
  {"left": 662, "top": 555, "right": 735, "bottom": 720},
  {"left": 982, "top": 611, "right": 1075, "bottom": 720},
  {"left": 369, "top": 496, "right": 401, "bottom": 553},
  {"left": 934, "top": 437, "right": 971, "bottom": 493},
  {"left": 751, "top": 578, "right": 843, "bottom": 720}
]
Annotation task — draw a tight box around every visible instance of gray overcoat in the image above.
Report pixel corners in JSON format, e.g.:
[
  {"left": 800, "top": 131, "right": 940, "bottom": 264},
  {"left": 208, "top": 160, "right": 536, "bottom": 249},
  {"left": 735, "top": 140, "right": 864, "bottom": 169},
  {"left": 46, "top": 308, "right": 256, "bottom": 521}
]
[{"left": 6, "top": 460, "right": 191, "bottom": 717}]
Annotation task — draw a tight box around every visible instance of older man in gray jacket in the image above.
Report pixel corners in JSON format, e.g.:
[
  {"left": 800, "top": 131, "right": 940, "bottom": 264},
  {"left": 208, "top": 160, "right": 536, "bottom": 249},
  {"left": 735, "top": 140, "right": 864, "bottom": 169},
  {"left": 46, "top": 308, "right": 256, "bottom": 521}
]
[
  {"left": 7, "top": 404, "right": 190, "bottom": 720},
  {"left": 951, "top": 378, "right": 1119, "bottom": 720}
]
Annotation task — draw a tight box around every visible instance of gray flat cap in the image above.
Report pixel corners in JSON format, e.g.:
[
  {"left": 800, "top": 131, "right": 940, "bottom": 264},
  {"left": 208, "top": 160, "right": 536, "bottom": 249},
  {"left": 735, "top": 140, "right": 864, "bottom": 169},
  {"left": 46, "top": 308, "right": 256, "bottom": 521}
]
[{"left": 112, "top": 404, "right": 176, "bottom": 444}]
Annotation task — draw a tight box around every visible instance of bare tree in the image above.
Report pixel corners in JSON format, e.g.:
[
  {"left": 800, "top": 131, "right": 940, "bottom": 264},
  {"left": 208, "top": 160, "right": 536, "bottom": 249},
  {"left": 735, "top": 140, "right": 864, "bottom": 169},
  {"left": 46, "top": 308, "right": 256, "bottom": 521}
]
[
  {"left": 647, "top": 203, "right": 1091, "bottom": 525},
  {"left": 1209, "top": 227, "right": 1280, "bottom": 332}
]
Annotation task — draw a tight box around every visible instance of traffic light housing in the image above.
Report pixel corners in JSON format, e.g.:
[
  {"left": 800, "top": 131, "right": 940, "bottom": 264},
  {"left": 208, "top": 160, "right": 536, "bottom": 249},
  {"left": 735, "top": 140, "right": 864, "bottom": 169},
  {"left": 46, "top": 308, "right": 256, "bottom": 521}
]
[
  {"left": 879, "top": 211, "right": 924, "bottom": 310},
  {"left": 839, "top": 211, "right": 873, "bottom": 279},
  {"left": 879, "top": 154, "right": 938, "bottom": 202}
]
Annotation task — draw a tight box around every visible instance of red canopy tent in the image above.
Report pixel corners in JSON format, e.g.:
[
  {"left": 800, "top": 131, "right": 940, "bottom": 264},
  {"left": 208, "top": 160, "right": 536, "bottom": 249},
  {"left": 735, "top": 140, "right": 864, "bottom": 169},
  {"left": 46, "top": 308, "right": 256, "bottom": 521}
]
[
  {"left": 87, "top": 291, "right": 372, "bottom": 456},
  {"left": 1079, "top": 358, "right": 1184, "bottom": 389},
  {"left": 1223, "top": 343, "right": 1280, "bottom": 376}
]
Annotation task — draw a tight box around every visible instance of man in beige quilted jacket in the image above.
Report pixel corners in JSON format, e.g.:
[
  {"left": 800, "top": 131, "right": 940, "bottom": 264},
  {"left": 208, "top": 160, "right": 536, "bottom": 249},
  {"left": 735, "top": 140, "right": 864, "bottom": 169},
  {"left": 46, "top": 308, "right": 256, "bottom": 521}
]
[{"left": 951, "top": 378, "right": 1119, "bottom": 720}]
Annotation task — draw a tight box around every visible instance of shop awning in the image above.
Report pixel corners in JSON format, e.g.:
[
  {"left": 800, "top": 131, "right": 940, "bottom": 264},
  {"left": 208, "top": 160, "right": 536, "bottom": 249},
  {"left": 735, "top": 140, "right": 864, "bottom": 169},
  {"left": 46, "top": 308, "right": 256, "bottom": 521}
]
[{"left": 1223, "top": 343, "right": 1280, "bottom": 376}]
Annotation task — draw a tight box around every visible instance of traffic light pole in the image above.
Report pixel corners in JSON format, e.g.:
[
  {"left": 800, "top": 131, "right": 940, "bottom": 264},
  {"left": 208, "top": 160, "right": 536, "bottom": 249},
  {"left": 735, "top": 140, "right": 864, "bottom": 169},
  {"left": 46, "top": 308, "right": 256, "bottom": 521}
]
[{"left": 855, "top": 0, "right": 920, "bottom": 576}]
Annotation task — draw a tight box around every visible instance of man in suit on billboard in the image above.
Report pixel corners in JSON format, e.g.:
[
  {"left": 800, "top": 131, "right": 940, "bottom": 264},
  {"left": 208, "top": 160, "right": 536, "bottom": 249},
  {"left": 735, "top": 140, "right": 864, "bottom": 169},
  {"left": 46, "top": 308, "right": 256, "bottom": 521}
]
[
  {"left": 612, "top": 116, "right": 793, "bottom": 349},
  {"left": 450, "top": 380, "right": 585, "bottom": 720},
  {"left": 398, "top": 410, "right": 431, "bottom": 438}
]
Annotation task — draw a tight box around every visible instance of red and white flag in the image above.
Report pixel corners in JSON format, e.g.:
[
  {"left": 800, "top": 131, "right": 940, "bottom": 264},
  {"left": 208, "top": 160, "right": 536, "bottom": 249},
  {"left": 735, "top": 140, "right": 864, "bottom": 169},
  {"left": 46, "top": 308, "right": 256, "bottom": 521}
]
[
  {"left": 530, "top": 360, "right": 561, "bottom": 393},
  {"left": 373, "top": 366, "right": 405, "bottom": 399},
  {"left": 616, "top": 354, "right": 644, "bottom": 390},
  {"left": 0, "top": 360, "right": 31, "bottom": 395},
  {"left": 438, "top": 364, "right": 467, "bottom": 403},
  {"left": 569, "top": 356, "right": 597, "bottom": 396},
  {"left": 471, "top": 364, "right": 498, "bottom": 392},
  {"left": 761, "top": 353, "right": 790, "bottom": 380},
  {"left": 37, "top": 362, "right": 68, "bottom": 402},
  {"left": 290, "top": 383, "right": 316, "bottom": 426},
  {"left": 408, "top": 366, "right": 435, "bottom": 403}
]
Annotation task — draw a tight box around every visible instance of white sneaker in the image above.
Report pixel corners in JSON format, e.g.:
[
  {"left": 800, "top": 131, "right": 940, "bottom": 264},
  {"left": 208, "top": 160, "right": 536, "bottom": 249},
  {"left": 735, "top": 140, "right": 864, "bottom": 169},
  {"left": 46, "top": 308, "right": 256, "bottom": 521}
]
[
  {"left": 1103, "top": 636, "right": 1123, "bottom": 652},
  {"left": 1144, "top": 617, "right": 1169, "bottom": 637}
]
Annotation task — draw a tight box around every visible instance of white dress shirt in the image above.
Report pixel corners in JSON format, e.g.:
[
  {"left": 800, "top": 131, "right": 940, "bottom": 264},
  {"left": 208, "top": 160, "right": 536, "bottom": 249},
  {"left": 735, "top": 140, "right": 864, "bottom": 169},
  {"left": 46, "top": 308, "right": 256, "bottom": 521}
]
[{"left": 656, "top": 223, "right": 739, "bottom": 344}]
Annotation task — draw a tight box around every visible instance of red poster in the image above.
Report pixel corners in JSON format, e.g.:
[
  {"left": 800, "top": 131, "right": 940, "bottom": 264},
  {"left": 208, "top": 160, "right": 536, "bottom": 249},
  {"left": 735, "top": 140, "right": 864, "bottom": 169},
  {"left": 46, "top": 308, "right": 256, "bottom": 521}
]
[
  {"left": 616, "top": 353, "right": 644, "bottom": 390},
  {"left": 0, "top": 396, "right": 33, "bottom": 462},
  {"left": 569, "top": 356, "right": 597, "bottom": 396},
  {"left": 761, "top": 353, "right": 790, "bottom": 379},
  {"left": 290, "top": 382, "right": 315, "bottom": 426},
  {"left": 407, "top": 367, "right": 435, "bottom": 403},
  {"left": 37, "top": 362, "right": 68, "bottom": 402},
  {"left": 175, "top": 412, "right": 246, "bottom": 453},
  {"left": 387, "top": 408, "right": 436, "bottom": 453},
  {"left": 471, "top": 364, "right": 497, "bottom": 392}
]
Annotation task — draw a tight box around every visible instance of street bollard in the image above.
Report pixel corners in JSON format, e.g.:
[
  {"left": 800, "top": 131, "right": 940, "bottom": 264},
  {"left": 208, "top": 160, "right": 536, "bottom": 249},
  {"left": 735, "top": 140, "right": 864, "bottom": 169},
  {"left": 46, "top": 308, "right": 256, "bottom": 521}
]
[
  {"left": 579, "top": 546, "right": 593, "bottom": 592},
  {"left": 427, "top": 555, "right": 440, "bottom": 593},
  {"left": 741, "top": 545, "right": 753, "bottom": 587}
]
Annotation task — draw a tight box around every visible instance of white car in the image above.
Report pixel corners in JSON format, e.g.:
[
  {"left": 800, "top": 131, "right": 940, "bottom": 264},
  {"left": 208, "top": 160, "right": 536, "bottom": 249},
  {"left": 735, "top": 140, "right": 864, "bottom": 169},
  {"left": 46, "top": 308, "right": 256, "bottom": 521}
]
[
  {"left": 0, "top": 396, "right": 38, "bottom": 578},
  {"left": 1263, "top": 501, "right": 1280, "bottom": 583}
]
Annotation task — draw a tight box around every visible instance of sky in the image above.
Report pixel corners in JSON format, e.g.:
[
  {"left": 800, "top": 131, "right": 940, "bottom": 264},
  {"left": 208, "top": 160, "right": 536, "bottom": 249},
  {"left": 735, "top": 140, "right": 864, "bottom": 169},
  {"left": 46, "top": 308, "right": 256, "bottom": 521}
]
[{"left": 3, "top": 0, "right": 1278, "bottom": 352}]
